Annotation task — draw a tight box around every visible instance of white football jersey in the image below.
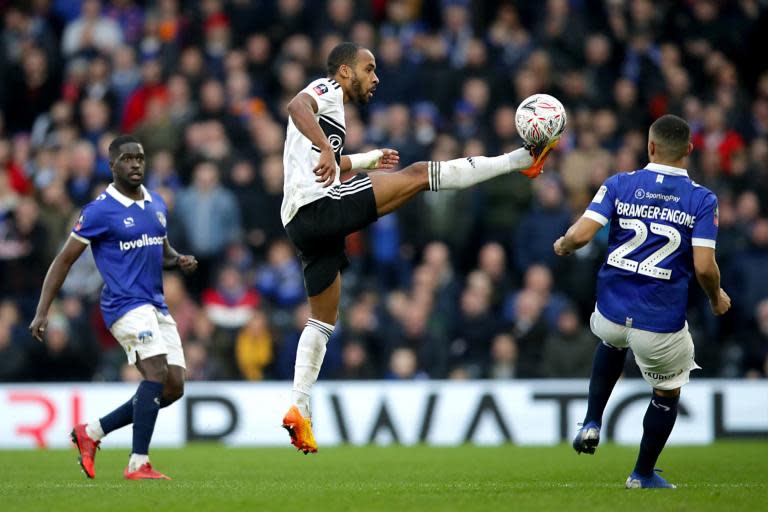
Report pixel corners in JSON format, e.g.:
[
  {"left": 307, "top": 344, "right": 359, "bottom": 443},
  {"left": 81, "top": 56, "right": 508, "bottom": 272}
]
[{"left": 281, "top": 77, "right": 346, "bottom": 225}]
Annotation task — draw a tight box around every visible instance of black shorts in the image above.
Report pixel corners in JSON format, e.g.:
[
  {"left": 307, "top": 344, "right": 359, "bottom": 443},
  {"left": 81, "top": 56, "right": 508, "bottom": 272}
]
[{"left": 285, "top": 173, "right": 378, "bottom": 296}]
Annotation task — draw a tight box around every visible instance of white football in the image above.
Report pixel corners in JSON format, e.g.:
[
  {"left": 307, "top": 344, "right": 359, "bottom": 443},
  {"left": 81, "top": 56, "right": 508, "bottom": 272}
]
[{"left": 515, "top": 94, "right": 567, "bottom": 146}]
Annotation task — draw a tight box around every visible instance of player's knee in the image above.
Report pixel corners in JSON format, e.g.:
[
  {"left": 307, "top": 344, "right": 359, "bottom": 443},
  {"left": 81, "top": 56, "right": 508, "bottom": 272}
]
[
  {"left": 401, "top": 161, "right": 428, "bottom": 177},
  {"left": 653, "top": 387, "right": 680, "bottom": 398},
  {"left": 163, "top": 383, "right": 184, "bottom": 405},
  {"left": 143, "top": 358, "right": 168, "bottom": 383}
]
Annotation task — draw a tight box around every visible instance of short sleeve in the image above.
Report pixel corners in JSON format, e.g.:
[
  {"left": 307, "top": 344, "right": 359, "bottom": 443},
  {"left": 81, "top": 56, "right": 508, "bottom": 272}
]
[
  {"left": 691, "top": 193, "right": 718, "bottom": 248},
  {"left": 71, "top": 204, "right": 108, "bottom": 244},
  {"left": 583, "top": 176, "right": 617, "bottom": 226},
  {"left": 301, "top": 79, "right": 339, "bottom": 115}
]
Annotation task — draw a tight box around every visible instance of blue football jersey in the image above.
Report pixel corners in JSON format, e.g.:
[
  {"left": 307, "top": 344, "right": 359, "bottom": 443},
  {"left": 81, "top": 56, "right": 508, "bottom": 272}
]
[
  {"left": 71, "top": 184, "right": 169, "bottom": 327},
  {"left": 585, "top": 163, "right": 718, "bottom": 333}
]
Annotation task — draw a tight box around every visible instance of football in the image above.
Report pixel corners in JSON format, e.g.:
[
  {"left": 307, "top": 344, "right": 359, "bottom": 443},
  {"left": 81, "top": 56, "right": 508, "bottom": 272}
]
[{"left": 515, "top": 93, "right": 567, "bottom": 147}]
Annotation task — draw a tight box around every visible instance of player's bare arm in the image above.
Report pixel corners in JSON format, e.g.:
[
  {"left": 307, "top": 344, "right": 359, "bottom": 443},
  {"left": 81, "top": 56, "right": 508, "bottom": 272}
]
[
  {"left": 162, "top": 238, "right": 198, "bottom": 274},
  {"left": 286, "top": 92, "right": 337, "bottom": 187},
  {"left": 554, "top": 217, "right": 604, "bottom": 256},
  {"left": 693, "top": 246, "right": 731, "bottom": 315},
  {"left": 29, "top": 236, "right": 88, "bottom": 341}
]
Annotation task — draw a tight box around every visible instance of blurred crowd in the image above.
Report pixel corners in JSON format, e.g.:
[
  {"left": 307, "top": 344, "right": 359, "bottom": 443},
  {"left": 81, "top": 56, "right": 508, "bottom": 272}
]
[{"left": 1, "top": 0, "right": 767, "bottom": 383}]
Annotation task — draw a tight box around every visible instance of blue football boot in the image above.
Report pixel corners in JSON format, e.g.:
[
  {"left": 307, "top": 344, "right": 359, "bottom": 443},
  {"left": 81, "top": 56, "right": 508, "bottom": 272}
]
[
  {"left": 625, "top": 469, "right": 677, "bottom": 489},
  {"left": 572, "top": 421, "right": 600, "bottom": 455}
]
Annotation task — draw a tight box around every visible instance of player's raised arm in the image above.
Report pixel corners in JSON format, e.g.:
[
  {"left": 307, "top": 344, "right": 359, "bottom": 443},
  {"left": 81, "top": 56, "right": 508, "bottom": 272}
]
[
  {"left": 29, "top": 236, "right": 88, "bottom": 341},
  {"left": 286, "top": 92, "right": 337, "bottom": 187}
]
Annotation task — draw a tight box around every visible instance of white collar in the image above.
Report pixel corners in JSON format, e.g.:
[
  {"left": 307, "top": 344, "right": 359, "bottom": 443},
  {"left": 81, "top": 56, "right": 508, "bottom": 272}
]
[
  {"left": 644, "top": 162, "right": 689, "bottom": 177},
  {"left": 106, "top": 183, "right": 152, "bottom": 208}
]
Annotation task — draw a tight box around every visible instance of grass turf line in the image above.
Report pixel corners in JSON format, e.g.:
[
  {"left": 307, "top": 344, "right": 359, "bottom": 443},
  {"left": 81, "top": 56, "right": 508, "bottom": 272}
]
[{"left": 0, "top": 442, "right": 766, "bottom": 512}]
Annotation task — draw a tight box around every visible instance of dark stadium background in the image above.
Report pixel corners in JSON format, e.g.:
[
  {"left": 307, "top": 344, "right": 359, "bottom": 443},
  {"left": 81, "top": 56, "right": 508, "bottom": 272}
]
[{"left": 0, "top": 0, "right": 767, "bottom": 391}]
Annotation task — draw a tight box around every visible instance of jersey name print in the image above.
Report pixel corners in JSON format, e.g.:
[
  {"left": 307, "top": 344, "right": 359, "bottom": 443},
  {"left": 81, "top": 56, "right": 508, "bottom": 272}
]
[
  {"left": 71, "top": 184, "right": 169, "bottom": 327},
  {"left": 585, "top": 163, "right": 718, "bottom": 333},
  {"left": 282, "top": 77, "right": 346, "bottom": 226}
]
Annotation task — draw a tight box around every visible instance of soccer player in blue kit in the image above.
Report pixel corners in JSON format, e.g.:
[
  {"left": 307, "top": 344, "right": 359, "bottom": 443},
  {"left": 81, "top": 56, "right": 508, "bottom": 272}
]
[
  {"left": 553, "top": 115, "right": 731, "bottom": 488},
  {"left": 29, "top": 135, "right": 198, "bottom": 480}
]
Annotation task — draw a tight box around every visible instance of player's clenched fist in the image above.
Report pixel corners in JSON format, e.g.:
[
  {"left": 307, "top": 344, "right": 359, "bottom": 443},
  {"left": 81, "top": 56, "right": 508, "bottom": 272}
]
[
  {"left": 553, "top": 236, "right": 568, "bottom": 256},
  {"left": 178, "top": 255, "right": 198, "bottom": 274},
  {"left": 28, "top": 315, "right": 48, "bottom": 342},
  {"left": 710, "top": 288, "right": 731, "bottom": 316}
]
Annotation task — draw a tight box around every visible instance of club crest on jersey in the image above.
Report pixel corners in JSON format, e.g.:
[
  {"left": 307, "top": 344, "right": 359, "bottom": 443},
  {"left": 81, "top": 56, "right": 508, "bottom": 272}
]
[
  {"left": 123, "top": 217, "right": 135, "bottom": 228},
  {"left": 592, "top": 185, "right": 607, "bottom": 204},
  {"left": 74, "top": 215, "right": 84, "bottom": 231},
  {"left": 328, "top": 134, "right": 343, "bottom": 152},
  {"left": 156, "top": 211, "right": 167, "bottom": 227},
  {"left": 313, "top": 83, "right": 329, "bottom": 95}
]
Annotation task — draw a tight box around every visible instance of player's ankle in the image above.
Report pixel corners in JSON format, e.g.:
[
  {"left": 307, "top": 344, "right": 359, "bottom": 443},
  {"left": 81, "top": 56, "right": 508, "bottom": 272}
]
[{"left": 128, "top": 453, "right": 149, "bottom": 472}]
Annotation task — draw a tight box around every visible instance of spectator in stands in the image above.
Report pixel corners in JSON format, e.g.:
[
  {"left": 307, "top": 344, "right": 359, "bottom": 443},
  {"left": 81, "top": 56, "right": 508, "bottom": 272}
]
[
  {"left": 29, "top": 313, "right": 92, "bottom": 381},
  {"left": 235, "top": 309, "right": 274, "bottom": 380},
  {"left": 4, "top": 46, "right": 59, "bottom": 134},
  {"left": 335, "top": 339, "right": 378, "bottom": 380},
  {"left": 61, "top": 0, "right": 123, "bottom": 57},
  {"left": 386, "top": 347, "right": 427, "bottom": 380},
  {"left": 254, "top": 239, "right": 304, "bottom": 309},
  {"left": 488, "top": 333, "right": 518, "bottom": 379},
  {"left": 514, "top": 178, "right": 572, "bottom": 272},
  {"left": 202, "top": 264, "right": 259, "bottom": 330},
  {"left": 0, "top": 313, "right": 27, "bottom": 382},
  {"left": 449, "top": 271, "right": 500, "bottom": 378},
  {"left": 510, "top": 289, "right": 549, "bottom": 378},
  {"left": 540, "top": 307, "right": 595, "bottom": 378},
  {"left": 176, "top": 160, "right": 241, "bottom": 289},
  {"left": 693, "top": 104, "right": 746, "bottom": 174}
]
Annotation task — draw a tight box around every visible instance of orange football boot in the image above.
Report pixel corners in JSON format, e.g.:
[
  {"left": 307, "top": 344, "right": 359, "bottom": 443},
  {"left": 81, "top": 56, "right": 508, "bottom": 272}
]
[
  {"left": 520, "top": 137, "right": 560, "bottom": 179},
  {"left": 123, "top": 463, "right": 172, "bottom": 480},
  {"left": 282, "top": 405, "right": 318, "bottom": 454},
  {"left": 70, "top": 424, "right": 100, "bottom": 479}
]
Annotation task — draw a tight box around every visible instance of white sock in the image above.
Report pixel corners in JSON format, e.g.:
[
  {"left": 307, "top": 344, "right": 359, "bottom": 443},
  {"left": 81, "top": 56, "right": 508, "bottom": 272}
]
[
  {"left": 292, "top": 318, "right": 334, "bottom": 417},
  {"left": 428, "top": 148, "right": 533, "bottom": 191},
  {"left": 128, "top": 453, "right": 149, "bottom": 471},
  {"left": 86, "top": 420, "right": 105, "bottom": 441}
]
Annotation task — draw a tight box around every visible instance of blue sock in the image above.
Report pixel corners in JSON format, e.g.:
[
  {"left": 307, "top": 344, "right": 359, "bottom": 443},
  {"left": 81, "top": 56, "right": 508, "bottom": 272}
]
[
  {"left": 132, "top": 380, "right": 164, "bottom": 455},
  {"left": 99, "top": 397, "right": 135, "bottom": 435},
  {"left": 633, "top": 393, "right": 679, "bottom": 477},
  {"left": 583, "top": 342, "right": 627, "bottom": 426},
  {"left": 99, "top": 392, "right": 175, "bottom": 437}
]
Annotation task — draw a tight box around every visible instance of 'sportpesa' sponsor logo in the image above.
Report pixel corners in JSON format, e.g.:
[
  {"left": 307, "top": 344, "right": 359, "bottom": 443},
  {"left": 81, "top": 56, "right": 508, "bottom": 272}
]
[{"left": 119, "top": 234, "right": 164, "bottom": 251}]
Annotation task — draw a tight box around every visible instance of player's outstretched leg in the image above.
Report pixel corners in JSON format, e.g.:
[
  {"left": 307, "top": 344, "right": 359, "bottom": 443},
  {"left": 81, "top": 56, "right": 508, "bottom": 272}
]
[
  {"left": 625, "top": 389, "right": 680, "bottom": 489},
  {"left": 371, "top": 145, "right": 556, "bottom": 218},
  {"left": 283, "top": 274, "right": 340, "bottom": 454},
  {"left": 573, "top": 341, "right": 628, "bottom": 454}
]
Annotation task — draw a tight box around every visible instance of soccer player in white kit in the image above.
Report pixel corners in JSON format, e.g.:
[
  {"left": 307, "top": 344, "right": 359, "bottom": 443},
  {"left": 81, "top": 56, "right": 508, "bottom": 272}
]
[
  {"left": 280, "top": 42, "right": 557, "bottom": 453},
  {"left": 554, "top": 115, "right": 731, "bottom": 488},
  {"left": 30, "top": 135, "right": 198, "bottom": 480}
]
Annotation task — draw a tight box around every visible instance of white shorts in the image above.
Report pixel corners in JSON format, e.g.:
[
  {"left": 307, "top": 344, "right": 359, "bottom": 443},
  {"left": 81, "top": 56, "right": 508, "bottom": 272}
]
[
  {"left": 590, "top": 308, "right": 700, "bottom": 390},
  {"left": 109, "top": 304, "right": 186, "bottom": 368}
]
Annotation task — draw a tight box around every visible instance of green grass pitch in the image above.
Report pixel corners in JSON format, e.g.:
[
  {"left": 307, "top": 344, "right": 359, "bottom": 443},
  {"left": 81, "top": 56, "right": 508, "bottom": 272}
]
[{"left": 1, "top": 442, "right": 766, "bottom": 511}]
